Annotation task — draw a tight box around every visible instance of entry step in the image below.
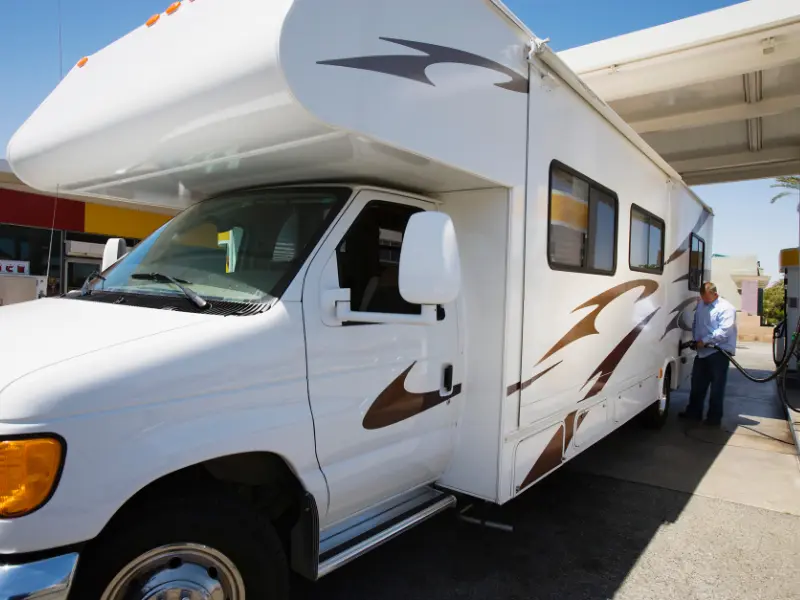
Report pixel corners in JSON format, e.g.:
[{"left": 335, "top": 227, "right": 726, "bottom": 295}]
[{"left": 318, "top": 486, "right": 455, "bottom": 577}]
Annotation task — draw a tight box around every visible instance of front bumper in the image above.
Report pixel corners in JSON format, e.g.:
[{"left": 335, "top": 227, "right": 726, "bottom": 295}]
[{"left": 0, "top": 552, "right": 78, "bottom": 600}]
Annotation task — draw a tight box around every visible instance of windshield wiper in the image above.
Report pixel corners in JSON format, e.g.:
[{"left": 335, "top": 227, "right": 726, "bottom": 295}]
[
  {"left": 131, "top": 272, "right": 209, "bottom": 310},
  {"left": 80, "top": 271, "right": 106, "bottom": 296}
]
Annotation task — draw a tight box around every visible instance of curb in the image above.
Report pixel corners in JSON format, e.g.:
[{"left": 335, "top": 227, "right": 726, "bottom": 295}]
[
  {"left": 784, "top": 402, "right": 800, "bottom": 459},
  {"left": 777, "top": 375, "right": 800, "bottom": 458}
]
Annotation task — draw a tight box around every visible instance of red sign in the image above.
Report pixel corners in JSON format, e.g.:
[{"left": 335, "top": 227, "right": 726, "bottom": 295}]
[{"left": 0, "top": 260, "right": 30, "bottom": 275}]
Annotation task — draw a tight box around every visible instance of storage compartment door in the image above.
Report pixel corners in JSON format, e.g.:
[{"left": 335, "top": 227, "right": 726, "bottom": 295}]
[{"left": 513, "top": 422, "right": 564, "bottom": 494}]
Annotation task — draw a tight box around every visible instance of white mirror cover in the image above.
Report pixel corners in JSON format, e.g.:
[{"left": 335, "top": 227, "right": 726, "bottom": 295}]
[
  {"left": 399, "top": 212, "right": 461, "bottom": 305},
  {"left": 102, "top": 238, "right": 127, "bottom": 272}
]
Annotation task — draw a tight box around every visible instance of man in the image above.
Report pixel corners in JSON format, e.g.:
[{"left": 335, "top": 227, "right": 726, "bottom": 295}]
[{"left": 679, "top": 282, "right": 737, "bottom": 427}]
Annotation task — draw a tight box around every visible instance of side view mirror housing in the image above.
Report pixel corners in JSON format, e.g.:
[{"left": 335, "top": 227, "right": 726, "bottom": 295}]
[
  {"left": 101, "top": 238, "right": 127, "bottom": 272},
  {"left": 399, "top": 212, "right": 461, "bottom": 306}
]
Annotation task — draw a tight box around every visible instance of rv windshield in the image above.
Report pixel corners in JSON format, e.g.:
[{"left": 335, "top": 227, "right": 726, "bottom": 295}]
[{"left": 91, "top": 187, "right": 350, "bottom": 303}]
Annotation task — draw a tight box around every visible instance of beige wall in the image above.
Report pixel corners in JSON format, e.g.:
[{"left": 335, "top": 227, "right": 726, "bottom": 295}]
[
  {"left": 711, "top": 255, "right": 774, "bottom": 342},
  {"left": 711, "top": 255, "right": 760, "bottom": 310}
]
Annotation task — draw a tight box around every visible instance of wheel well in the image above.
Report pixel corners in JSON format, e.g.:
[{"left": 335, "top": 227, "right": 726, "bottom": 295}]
[
  {"left": 664, "top": 361, "right": 676, "bottom": 390},
  {"left": 99, "top": 452, "right": 309, "bottom": 557}
]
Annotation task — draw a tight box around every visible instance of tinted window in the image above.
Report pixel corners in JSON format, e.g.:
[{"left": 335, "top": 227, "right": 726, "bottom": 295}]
[
  {"left": 337, "top": 201, "right": 423, "bottom": 316},
  {"left": 548, "top": 163, "right": 618, "bottom": 275},
  {"left": 630, "top": 206, "right": 665, "bottom": 273},
  {"left": 0, "top": 224, "right": 62, "bottom": 295},
  {"left": 689, "top": 234, "right": 705, "bottom": 291},
  {"left": 92, "top": 187, "right": 349, "bottom": 302}
]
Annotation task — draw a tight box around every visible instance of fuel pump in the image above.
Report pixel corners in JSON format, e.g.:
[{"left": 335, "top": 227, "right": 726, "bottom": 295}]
[{"left": 774, "top": 248, "right": 798, "bottom": 370}]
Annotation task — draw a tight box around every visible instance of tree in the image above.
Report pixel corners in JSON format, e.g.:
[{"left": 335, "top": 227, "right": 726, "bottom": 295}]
[
  {"left": 762, "top": 282, "right": 785, "bottom": 326},
  {"left": 769, "top": 176, "right": 800, "bottom": 206}
]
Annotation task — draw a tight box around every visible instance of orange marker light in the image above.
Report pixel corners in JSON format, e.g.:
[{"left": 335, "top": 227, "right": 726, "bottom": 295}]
[
  {"left": 77, "top": 57, "right": 88, "bottom": 68},
  {"left": 146, "top": 14, "right": 160, "bottom": 27},
  {"left": 166, "top": 2, "right": 181, "bottom": 15},
  {"left": 0, "top": 437, "right": 64, "bottom": 518},
  {"left": 659, "top": 368, "right": 663, "bottom": 379}
]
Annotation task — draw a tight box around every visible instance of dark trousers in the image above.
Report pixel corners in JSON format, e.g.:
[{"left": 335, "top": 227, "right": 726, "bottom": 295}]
[{"left": 687, "top": 351, "right": 730, "bottom": 423}]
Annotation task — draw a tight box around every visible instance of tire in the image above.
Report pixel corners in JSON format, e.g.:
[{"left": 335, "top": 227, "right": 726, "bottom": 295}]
[
  {"left": 639, "top": 368, "right": 671, "bottom": 429},
  {"left": 70, "top": 490, "right": 289, "bottom": 600}
]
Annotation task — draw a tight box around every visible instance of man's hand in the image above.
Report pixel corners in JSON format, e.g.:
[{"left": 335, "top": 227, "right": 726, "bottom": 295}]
[{"left": 696, "top": 340, "right": 705, "bottom": 349}]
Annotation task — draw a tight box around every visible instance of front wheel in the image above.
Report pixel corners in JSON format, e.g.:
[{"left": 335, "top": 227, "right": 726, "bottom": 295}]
[
  {"left": 639, "top": 368, "right": 671, "bottom": 429},
  {"left": 71, "top": 491, "right": 289, "bottom": 600}
]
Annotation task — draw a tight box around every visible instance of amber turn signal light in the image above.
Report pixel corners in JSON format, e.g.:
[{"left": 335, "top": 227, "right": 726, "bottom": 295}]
[{"left": 0, "top": 437, "right": 64, "bottom": 518}]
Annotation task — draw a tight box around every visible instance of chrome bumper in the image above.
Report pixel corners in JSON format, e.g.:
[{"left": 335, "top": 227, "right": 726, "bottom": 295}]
[{"left": 0, "top": 552, "right": 78, "bottom": 600}]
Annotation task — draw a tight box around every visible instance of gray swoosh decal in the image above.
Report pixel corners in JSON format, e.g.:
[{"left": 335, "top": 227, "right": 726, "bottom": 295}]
[{"left": 318, "top": 37, "right": 528, "bottom": 94}]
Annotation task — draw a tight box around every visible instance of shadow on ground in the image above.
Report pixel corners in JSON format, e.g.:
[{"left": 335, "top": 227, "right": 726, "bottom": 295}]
[{"left": 295, "top": 358, "right": 792, "bottom": 600}]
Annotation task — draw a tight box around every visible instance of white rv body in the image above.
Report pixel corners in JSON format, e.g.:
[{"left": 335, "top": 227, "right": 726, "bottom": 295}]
[{"left": 1, "top": 0, "right": 713, "bottom": 597}]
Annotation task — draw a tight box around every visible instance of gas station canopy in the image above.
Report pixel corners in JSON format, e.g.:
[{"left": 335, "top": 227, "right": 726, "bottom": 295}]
[{"left": 559, "top": 0, "right": 800, "bottom": 185}]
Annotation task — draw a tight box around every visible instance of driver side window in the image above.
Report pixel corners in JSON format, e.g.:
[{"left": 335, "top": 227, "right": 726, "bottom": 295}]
[{"left": 336, "top": 201, "right": 423, "bottom": 315}]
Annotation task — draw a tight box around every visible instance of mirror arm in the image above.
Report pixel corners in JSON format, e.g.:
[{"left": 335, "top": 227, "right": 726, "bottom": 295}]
[{"left": 323, "top": 289, "right": 436, "bottom": 326}]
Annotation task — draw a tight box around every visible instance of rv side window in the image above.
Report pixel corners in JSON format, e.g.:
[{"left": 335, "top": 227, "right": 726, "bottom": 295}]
[
  {"left": 688, "top": 233, "right": 705, "bottom": 291},
  {"left": 336, "top": 201, "right": 423, "bottom": 316},
  {"left": 548, "top": 162, "right": 618, "bottom": 275},
  {"left": 629, "top": 205, "right": 665, "bottom": 274}
]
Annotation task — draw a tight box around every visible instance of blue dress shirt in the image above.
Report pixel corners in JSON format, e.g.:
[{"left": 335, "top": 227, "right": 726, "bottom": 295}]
[{"left": 693, "top": 297, "right": 737, "bottom": 358}]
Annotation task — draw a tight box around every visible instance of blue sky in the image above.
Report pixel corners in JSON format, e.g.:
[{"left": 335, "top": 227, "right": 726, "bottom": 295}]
[{"left": 1, "top": 0, "right": 797, "bottom": 279}]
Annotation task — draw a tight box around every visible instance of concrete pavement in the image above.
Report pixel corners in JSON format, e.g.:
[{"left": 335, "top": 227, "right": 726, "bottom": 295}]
[
  {"left": 572, "top": 342, "right": 800, "bottom": 516},
  {"left": 297, "top": 343, "right": 800, "bottom": 600}
]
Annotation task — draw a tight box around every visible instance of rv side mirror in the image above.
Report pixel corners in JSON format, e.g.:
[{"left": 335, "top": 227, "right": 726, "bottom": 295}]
[
  {"left": 102, "top": 238, "right": 127, "bottom": 271},
  {"left": 399, "top": 212, "right": 461, "bottom": 306}
]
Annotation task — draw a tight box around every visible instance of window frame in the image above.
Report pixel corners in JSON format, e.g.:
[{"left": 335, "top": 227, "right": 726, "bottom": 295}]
[
  {"left": 335, "top": 199, "right": 425, "bottom": 320},
  {"left": 628, "top": 203, "right": 666, "bottom": 275},
  {"left": 546, "top": 160, "right": 619, "bottom": 276},
  {"left": 688, "top": 233, "right": 706, "bottom": 292}
]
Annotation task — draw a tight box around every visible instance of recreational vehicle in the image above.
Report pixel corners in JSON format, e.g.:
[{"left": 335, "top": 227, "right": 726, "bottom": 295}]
[{"left": 0, "top": 0, "right": 712, "bottom": 598}]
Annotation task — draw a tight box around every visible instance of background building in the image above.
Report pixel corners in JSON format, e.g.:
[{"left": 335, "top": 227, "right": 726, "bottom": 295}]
[
  {"left": 0, "top": 159, "right": 177, "bottom": 296},
  {"left": 711, "top": 253, "right": 774, "bottom": 342}
]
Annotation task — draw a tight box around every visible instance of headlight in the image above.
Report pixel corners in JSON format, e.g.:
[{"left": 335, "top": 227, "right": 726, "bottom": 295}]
[{"left": 0, "top": 436, "right": 65, "bottom": 518}]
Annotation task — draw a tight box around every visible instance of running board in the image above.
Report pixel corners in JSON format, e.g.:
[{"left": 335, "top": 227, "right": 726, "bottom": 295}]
[{"left": 317, "top": 487, "right": 456, "bottom": 578}]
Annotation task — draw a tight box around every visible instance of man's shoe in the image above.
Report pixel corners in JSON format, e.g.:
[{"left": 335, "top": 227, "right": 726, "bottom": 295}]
[
  {"left": 678, "top": 410, "right": 702, "bottom": 421},
  {"left": 703, "top": 418, "right": 722, "bottom": 428}
]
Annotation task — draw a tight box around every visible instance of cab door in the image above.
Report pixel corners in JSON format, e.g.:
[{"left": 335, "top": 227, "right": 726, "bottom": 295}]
[{"left": 302, "top": 190, "right": 463, "bottom": 526}]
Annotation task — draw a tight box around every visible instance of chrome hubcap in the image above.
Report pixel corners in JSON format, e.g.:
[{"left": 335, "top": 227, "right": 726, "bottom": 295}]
[{"left": 101, "top": 543, "right": 245, "bottom": 600}]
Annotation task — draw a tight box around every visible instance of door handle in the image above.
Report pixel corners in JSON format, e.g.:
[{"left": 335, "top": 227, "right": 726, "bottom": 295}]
[{"left": 443, "top": 364, "right": 453, "bottom": 393}]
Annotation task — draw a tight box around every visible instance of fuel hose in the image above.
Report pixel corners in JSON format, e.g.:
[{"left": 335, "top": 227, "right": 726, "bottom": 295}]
[{"left": 681, "top": 314, "right": 800, "bottom": 411}]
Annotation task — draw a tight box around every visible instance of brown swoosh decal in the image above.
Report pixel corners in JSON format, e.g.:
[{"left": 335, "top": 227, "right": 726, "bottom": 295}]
[
  {"left": 363, "top": 362, "right": 462, "bottom": 430},
  {"left": 519, "top": 408, "right": 590, "bottom": 492},
  {"left": 520, "top": 425, "right": 564, "bottom": 490},
  {"left": 581, "top": 307, "right": 660, "bottom": 401},
  {"left": 665, "top": 210, "right": 711, "bottom": 265},
  {"left": 536, "top": 279, "right": 659, "bottom": 366},
  {"left": 661, "top": 296, "right": 699, "bottom": 340},
  {"left": 673, "top": 273, "right": 689, "bottom": 283},
  {"left": 564, "top": 410, "right": 578, "bottom": 449},
  {"left": 507, "top": 361, "right": 562, "bottom": 396},
  {"left": 318, "top": 37, "right": 528, "bottom": 94}
]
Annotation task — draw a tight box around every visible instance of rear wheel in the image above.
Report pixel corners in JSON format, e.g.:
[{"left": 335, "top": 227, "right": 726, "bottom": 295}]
[
  {"left": 71, "top": 491, "right": 289, "bottom": 600},
  {"left": 640, "top": 368, "right": 671, "bottom": 429}
]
